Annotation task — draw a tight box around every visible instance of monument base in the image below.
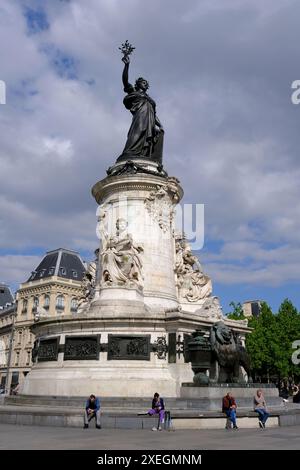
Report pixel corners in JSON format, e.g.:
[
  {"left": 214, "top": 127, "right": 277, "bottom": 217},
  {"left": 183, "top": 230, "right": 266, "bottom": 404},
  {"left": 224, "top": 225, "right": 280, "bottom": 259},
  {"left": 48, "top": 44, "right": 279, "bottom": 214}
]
[{"left": 180, "top": 383, "right": 282, "bottom": 410}]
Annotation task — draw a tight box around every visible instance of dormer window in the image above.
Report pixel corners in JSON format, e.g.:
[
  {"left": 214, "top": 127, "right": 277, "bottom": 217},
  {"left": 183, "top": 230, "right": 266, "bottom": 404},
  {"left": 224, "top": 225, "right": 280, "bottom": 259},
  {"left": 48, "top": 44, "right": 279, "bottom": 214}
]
[
  {"left": 39, "top": 269, "right": 46, "bottom": 278},
  {"left": 60, "top": 267, "right": 66, "bottom": 275},
  {"left": 31, "top": 271, "right": 37, "bottom": 279},
  {"left": 72, "top": 270, "right": 78, "bottom": 278},
  {"left": 48, "top": 267, "right": 55, "bottom": 275}
]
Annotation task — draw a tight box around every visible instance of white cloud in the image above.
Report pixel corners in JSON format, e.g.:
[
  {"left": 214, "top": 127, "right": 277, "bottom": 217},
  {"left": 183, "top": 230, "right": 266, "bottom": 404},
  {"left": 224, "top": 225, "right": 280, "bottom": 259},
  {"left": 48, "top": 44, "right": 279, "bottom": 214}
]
[
  {"left": 0, "top": 0, "right": 300, "bottom": 292},
  {"left": 0, "top": 255, "right": 41, "bottom": 289}
]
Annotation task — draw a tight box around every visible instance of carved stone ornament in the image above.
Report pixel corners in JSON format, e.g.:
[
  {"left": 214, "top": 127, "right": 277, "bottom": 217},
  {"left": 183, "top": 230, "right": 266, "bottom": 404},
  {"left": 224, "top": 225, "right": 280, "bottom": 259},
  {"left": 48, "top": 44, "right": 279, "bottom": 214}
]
[
  {"left": 199, "top": 296, "right": 224, "bottom": 319},
  {"left": 77, "top": 250, "right": 99, "bottom": 312},
  {"left": 107, "top": 160, "right": 168, "bottom": 178},
  {"left": 33, "top": 306, "right": 50, "bottom": 322},
  {"left": 144, "top": 181, "right": 179, "bottom": 232},
  {"left": 153, "top": 336, "right": 167, "bottom": 360},
  {"left": 64, "top": 336, "right": 99, "bottom": 360},
  {"left": 37, "top": 338, "right": 59, "bottom": 362},
  {"left": 101, "top": 218, "right": 144, "bottom": 289},
  {"left": 175, "top": 234, "right": 212, "bottom": 303},
  {"left": 107, "top": 335, "right": 150, "bottom": 360}
]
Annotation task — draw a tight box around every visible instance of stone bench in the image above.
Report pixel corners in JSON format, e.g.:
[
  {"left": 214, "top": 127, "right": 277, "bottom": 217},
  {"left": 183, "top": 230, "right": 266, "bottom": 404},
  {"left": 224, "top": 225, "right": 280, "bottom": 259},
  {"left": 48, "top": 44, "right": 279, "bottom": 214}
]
[
  {"left": 0, "top": 403, "right": 299, "bottom": 429},
  {"left": 170, "top": 411, "right": 279, "bottom": 429}
]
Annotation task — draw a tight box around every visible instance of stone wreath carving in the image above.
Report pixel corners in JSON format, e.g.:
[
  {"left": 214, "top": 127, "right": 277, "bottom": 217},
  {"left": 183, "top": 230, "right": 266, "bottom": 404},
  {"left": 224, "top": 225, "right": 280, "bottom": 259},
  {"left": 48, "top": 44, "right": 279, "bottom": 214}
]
[{"left": 144, "top": 181, "right": 180, "bottom": 232}]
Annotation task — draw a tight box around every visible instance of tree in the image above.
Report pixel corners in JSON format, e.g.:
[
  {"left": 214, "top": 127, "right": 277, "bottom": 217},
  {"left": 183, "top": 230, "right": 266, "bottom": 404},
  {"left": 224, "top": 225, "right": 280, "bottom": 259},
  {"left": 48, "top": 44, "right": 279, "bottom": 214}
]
[
  {"left": 272, "top": 299, "right": 300, "bottom": 381},
  {"left": 246, "top": 302, "right": 276, "bottom": 382},
  {"left": 227, "top": 301, "right": 246, "bottom": 320}
]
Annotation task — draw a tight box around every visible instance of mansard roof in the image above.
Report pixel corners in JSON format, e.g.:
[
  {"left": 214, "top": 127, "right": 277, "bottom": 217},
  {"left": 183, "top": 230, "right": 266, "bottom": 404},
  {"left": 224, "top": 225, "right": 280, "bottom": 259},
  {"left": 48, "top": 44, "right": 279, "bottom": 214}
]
[
  {"left": 27, "top": 248, "right": 86, "bottom": 282},
  {"left": 0, "top": 283, "right": 14, "bottom": 310}
]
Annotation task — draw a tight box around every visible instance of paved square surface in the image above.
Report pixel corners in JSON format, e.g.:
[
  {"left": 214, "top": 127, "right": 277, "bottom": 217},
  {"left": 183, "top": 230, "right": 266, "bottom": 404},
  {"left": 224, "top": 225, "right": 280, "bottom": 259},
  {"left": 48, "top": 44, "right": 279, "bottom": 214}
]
[{"left": 0, "top": 423, "right": 299, "bottom": 450}]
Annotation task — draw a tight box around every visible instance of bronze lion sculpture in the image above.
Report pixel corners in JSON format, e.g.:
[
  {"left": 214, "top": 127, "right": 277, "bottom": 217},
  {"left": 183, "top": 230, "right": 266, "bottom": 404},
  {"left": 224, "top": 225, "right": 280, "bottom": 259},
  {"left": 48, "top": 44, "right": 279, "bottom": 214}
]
[{"left": 210, "top": 322, "right": 252, "bottom": 384}]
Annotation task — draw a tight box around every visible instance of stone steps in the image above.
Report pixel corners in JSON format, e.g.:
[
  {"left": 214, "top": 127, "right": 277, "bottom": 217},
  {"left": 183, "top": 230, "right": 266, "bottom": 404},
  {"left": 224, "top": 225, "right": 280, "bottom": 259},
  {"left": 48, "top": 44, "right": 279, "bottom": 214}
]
[
  {"left": 0, "top": 401, "right": 299, "bottom": 429},
  {"left": 3, "top": 394, "right": 283, "bottom": 410},
  {"left": 0, "top": 404, "right": 279, "bottom": 429}
]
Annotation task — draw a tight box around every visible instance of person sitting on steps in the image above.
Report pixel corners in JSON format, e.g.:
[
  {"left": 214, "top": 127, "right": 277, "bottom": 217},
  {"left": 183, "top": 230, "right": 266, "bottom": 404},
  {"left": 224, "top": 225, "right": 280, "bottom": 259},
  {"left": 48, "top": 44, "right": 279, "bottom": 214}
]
[
  {"left": 148, "top": 392, "right": 165, "bottom": 431},
  {"left": 83, "top": 394, "right": 101, "bottom": 429},
  {"left": 253, "top": 389, "right": 269, "bottom": 428},
  {"left": 222, "top": 392, "right": 238, "bottom": 430}
]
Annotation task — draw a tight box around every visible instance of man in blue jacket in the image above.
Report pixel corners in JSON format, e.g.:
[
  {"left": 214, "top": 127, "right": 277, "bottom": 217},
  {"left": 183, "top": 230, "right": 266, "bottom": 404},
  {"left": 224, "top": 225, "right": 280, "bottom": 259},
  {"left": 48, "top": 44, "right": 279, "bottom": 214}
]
[{"left": 84, "top": 394, "right": 101, "bottom": 429}]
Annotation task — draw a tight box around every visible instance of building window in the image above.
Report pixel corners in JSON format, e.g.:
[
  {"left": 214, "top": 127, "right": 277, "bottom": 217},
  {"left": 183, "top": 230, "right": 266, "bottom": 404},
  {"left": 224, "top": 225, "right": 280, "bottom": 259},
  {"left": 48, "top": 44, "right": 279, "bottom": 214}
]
[
  {"left": 39, "top": 269, "right": 46, "bottom": 278},
  {"left": 31, "top": 271, "right": 37, "bottom": 280},
  {"left": 18, "top": 331, "right": 22, "bottom": 345},
  {"left": 48, "top": 267, "right": 55, "bottom": 275},
  {"left": 32, "top": 296, "right": 39, "bottom": 312},
  {"left": 72, "top": 270, "right": 78, "bottom": 278},
  {"left": 26, "top": 351, "right": 31, "bottom": 366},
  {"left": 71, "top": 298, "right": 78, "bottom": 312},
  {"left": 22, "top": 299, "right": 28, "bottom": 313},
  {"left": 60, "top": 267, "right": 66, "bottom": 276},
  {"left": 15, "top": 352, "right": 20, "bottom": 366},
  {"left": 56, "top": 295, "right": 65, "bottom": 310},
  {"left": 44, "top": 295, "right": 50, "bottom": 309}
]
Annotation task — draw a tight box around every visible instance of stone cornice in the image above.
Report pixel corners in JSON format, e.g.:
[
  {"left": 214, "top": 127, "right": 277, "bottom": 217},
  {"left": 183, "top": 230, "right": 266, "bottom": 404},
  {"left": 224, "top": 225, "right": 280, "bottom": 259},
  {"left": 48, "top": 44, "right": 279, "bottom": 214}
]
[
  {"left": 18, "top": 282, "right": 83, "bottom": 298},
  {"left": 92, "top": 173, "right": 184, "bottom": 204},
  {"left": 29, "top": 310, "right": 252, "bottom": 335},
  {"left": 19, "top": 276, "right": 83, "bottom": 291}
]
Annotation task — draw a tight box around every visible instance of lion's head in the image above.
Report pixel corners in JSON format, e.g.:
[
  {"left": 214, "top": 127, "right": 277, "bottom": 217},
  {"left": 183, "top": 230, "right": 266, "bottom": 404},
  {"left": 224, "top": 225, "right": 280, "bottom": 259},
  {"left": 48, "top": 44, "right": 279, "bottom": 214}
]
[{"left": 213, "top": 322, "right": 233, "bottom": 345}]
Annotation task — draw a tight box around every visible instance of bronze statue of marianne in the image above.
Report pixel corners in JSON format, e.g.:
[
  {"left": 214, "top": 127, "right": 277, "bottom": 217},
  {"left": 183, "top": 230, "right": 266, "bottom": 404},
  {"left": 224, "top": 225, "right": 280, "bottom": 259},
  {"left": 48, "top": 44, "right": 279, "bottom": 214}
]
[{"left": 117, "top": 41, "right": 164, "bottom": 163}]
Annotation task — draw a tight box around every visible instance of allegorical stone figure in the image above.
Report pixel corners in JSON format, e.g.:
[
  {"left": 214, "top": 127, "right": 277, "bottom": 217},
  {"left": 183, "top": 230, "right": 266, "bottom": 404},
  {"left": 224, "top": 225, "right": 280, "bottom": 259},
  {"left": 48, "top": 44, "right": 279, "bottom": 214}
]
[
  {"left": 118, "top": 41, "right": 164, "bottom": 162},
  {"left": 77, "top": 250, "right": 98, "bottom": 312},
  {"left": 101, "top": 218, "right": 144, "bottom": 288},
  {"left": 175, "top": 236, "right": 212, "bottom": 302}
]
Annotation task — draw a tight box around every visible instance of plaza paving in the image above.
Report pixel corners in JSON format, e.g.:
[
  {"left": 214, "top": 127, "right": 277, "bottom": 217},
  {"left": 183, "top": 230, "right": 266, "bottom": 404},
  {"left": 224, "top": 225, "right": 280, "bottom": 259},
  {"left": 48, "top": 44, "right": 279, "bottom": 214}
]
[{"left": 0, "top": 423, "right": 299, "bottom": 450}]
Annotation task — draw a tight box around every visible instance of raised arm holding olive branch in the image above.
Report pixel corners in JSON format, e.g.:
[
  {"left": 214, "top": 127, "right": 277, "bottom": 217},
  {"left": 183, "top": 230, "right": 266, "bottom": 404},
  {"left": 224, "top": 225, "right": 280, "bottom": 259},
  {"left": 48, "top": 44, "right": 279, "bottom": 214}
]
[{"left": 118, "top": 41, "right": 164, "bottom": 163}]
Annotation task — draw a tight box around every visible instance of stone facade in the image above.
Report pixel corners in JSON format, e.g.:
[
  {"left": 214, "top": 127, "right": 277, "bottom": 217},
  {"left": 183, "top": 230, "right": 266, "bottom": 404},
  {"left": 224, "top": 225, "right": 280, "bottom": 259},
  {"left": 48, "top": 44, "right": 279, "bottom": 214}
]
[
  {"left": 0, "top": 304, "right": 16, "bottom": 393},
  {"left": 0, "top": 249, "right": 86, "bottom": 393},
  {"left": 243, "top": 300, "right": 262, "bottom": 318}
]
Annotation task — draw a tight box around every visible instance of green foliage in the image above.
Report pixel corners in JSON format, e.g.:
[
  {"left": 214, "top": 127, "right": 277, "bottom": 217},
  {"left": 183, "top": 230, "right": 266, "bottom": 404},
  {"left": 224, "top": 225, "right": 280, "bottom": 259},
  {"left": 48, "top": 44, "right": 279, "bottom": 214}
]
[
  {"left": 227, "top": 301, "right": 246, "bottom": 320},
  {"left": 272, "top": 299, "right": 300, "bottom": 379},
  {"left": 243, "top": 299, "right": 300, "bottom": 381}
]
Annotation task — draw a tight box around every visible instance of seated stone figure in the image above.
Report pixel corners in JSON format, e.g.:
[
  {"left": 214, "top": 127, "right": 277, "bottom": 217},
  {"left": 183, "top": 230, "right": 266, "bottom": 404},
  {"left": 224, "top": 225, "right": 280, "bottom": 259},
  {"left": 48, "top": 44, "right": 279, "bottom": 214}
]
[
  {"left": 175, "top": 237, "right": 212, "bottom": 302},
  {"left": 101, "top": 218, "right": 143, "bottom": 288}
]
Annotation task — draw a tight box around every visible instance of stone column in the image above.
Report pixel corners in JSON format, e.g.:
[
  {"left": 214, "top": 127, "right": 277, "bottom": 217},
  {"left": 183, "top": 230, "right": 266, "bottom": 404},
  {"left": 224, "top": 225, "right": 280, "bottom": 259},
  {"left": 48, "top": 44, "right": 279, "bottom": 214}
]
[{"left": 92, "top": 170, "right": 183, "bottom": 310}]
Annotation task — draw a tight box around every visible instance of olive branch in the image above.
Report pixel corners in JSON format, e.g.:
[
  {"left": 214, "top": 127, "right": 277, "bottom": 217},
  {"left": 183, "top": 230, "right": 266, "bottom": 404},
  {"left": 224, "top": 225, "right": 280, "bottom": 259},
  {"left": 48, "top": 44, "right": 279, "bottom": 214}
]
[{"left": 119, "top": 40, "right": 135, "bottom": 58}]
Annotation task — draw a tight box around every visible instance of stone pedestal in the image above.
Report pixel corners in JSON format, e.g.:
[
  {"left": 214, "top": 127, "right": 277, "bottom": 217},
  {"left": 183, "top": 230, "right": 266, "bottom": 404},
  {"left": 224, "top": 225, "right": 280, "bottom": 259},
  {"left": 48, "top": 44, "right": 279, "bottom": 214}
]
[
  {"left": 22, "top": 161, "right": 251, "bottom": 397},
  {"left": 180, "top": 384, "right": 282, "bottom": 410},
  {"left": 92, "top": 168, "right": 183, "bottom": 309}
]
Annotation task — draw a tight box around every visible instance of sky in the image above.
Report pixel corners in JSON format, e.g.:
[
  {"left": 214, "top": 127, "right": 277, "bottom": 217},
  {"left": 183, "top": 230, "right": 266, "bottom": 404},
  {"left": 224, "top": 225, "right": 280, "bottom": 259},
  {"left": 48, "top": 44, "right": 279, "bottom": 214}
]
[{"left": 0, "top": 0, "right": 299, "bottom": 313}]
